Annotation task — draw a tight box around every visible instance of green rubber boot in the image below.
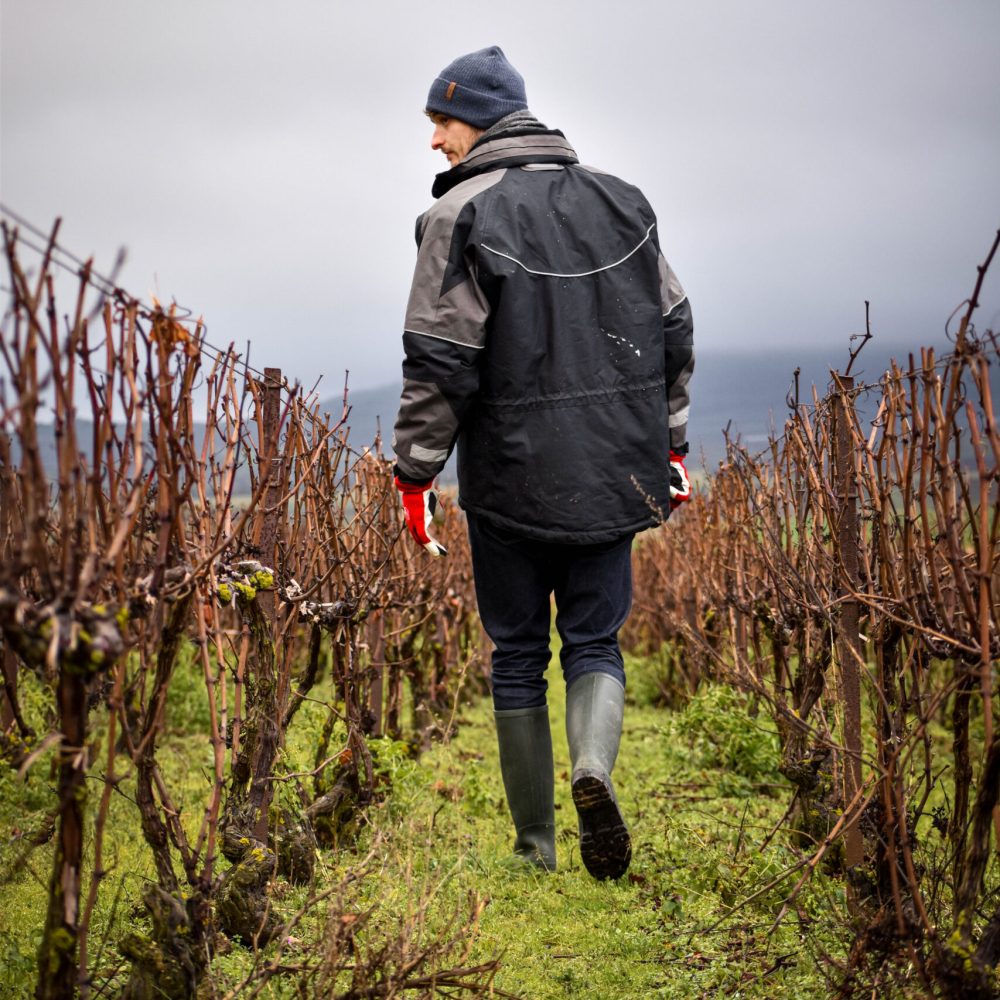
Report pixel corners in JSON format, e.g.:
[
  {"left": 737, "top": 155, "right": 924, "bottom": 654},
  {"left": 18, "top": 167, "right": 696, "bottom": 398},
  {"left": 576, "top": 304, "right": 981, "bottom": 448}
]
[
  {"left": 565, "top": 671, "right": 631, "bottom": 880},
  {"left": 494, "top": 705, "right": 557, "bottom": 872}
]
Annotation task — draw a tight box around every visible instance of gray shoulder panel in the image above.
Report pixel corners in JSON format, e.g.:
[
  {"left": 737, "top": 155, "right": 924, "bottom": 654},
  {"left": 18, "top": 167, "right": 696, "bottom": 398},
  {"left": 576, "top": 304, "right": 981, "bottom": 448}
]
[
  {"left": 658, "top": 253, "right": 688, "bottom": 316},
  {"left": 404, "top": 169, "right": 505, "bottom": 349}
]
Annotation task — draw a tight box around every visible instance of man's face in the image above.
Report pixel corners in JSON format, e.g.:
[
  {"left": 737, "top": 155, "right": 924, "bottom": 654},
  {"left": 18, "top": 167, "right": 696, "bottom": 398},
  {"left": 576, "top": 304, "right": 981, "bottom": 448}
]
[{"left": 428, "top": 113, "right": 484, "bottom": 166}]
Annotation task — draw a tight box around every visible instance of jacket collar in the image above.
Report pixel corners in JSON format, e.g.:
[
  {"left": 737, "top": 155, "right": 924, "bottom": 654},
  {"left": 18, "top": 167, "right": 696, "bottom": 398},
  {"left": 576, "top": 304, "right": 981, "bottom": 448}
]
[{"left": 431, "top": 128, "right": 579, "bottom": 199}]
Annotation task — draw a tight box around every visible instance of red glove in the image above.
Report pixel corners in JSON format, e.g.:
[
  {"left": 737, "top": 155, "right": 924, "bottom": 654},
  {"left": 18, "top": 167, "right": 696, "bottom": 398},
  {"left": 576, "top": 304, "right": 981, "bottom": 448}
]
[
  {"left": 669, "top": 451, "right": 691, "bottom": 510},
  {"left": 394, "top": 476, "right": 448, "bottom": 557}
]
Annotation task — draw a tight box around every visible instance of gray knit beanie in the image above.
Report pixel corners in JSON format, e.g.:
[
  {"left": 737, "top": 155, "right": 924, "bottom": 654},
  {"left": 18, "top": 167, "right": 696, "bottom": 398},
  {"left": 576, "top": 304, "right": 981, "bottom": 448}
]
[{"left": 425, "top": 46, "right": 528, "bottom": 129}]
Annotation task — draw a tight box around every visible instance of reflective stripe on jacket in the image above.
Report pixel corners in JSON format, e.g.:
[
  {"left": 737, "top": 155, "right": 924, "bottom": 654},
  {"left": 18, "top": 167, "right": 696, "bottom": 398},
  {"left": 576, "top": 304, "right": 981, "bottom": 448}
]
[{"left": 393, "top": 127, "right": 694, "bottom": 543}]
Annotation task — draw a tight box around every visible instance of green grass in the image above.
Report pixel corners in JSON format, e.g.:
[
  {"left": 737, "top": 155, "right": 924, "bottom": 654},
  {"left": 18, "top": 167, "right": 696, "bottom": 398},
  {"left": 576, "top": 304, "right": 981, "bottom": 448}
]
[
  {"left": 337, "top": 664, "right": 843, "bottom": 999},
  {"left": 0, "top": 650, "right": 846, "bottom": 998}
]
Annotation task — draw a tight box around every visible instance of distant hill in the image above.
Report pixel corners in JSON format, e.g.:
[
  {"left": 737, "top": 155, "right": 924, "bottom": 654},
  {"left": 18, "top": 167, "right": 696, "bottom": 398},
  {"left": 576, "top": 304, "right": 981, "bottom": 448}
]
[
  {"left": 333, "top": 380, "right": 403, "bottom": 455},
  {"left": 9, "top": 343, "right": 992, "bottom": 487},
  {"left": 324, "top": 342, "right": 988, "bottom": 475}
]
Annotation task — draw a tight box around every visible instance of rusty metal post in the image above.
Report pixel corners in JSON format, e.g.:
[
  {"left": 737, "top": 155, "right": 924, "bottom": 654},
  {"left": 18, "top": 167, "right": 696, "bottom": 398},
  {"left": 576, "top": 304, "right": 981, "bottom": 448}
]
[
  {"left": 0, "top": 431, "right": 22, "bottom": 740},
  {"left": 833, "top": 373, "right": 864, "bottom": 873},
  {"left": 258, "top": 368, "right": 284, "bottom": 628},
  {"left": 253, "top": 368, "right": 284, "bottom": 844}
]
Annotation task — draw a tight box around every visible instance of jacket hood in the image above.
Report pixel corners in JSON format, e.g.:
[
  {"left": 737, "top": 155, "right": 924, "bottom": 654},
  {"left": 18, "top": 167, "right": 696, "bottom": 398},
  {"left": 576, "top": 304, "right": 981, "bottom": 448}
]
[{"left": 431, "top": 127, "right": 579, "bottom": 199}]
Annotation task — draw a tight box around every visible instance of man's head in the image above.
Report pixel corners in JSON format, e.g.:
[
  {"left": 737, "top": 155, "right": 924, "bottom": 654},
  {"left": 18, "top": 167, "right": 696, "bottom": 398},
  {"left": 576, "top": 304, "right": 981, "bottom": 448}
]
[{"left": 425, "top": 46, "right": 527, "bottom": 166}]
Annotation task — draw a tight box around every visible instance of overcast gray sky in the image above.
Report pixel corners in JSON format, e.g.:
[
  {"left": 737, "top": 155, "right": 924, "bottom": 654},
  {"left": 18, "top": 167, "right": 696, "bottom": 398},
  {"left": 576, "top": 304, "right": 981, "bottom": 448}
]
[{"left": 2, "top": 0, "right": 999, "bottom": 394}]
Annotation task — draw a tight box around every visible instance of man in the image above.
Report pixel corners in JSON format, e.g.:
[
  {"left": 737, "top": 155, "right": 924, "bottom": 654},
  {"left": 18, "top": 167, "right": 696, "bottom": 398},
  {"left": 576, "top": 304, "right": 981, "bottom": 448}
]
[{"left": 392, "top": 46, "right": 693, "bottom": 880}]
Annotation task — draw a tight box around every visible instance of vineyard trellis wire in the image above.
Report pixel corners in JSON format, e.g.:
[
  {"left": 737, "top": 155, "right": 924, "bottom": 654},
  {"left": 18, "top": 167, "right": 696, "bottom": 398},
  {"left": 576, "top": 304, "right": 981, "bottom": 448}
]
[
  {"left": 0, "top": 204, "right": 337, "bottom": 413},
  {"left": 624, "top": 231, "right": 1000, "bottom": 997},
  {"left": 0, "top": 220, "right": 495, "bottom": 998}
]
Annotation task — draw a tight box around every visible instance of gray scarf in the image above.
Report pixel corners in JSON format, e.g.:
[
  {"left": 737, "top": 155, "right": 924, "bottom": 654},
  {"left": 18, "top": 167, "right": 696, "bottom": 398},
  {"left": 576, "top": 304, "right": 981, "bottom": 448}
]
[{"left": 477, "top": 110, "right": 549, "bottom": 144}]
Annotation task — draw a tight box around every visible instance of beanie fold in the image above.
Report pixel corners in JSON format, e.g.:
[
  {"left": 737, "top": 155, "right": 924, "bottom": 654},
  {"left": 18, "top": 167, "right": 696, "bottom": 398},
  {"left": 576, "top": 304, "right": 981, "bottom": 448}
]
[{"left": 425, "top": 45, "right": 527, "bottom": 129}]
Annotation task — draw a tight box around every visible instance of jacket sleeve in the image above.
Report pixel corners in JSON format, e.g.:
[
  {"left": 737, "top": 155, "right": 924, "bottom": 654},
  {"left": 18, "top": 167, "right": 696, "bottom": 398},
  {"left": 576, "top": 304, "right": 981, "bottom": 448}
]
[
  {"left": 658, "top": 253, "right": 694, "bottom": 453},
  {"left": 392, "top": 201, "right": 489, "bottom": 482}
]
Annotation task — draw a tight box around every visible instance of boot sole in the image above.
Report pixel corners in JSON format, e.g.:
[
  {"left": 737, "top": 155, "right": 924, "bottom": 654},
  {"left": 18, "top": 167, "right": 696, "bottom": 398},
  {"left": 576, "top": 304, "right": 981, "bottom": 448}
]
[{"left": 572, "top": 769, "right": 631, "bottom": 880}]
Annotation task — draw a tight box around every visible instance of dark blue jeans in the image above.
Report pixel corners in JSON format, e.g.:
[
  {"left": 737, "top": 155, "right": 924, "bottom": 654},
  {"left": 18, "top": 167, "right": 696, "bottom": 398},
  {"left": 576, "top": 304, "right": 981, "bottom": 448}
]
[{"left": 466, "top": 514, "right": 633, "bottom": 711}]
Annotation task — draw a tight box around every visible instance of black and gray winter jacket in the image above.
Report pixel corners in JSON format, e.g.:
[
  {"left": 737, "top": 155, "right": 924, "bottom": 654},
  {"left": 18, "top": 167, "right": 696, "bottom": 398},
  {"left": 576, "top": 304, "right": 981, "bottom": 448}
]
[{"left": 392, "top": 119, "right": 694, "bottom": 544}]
